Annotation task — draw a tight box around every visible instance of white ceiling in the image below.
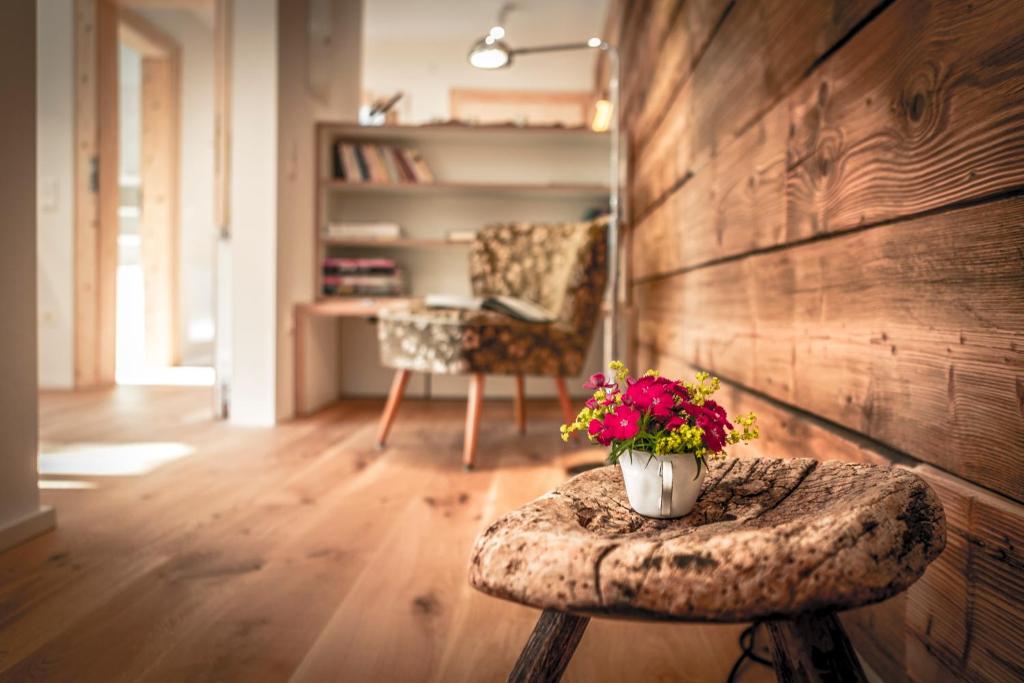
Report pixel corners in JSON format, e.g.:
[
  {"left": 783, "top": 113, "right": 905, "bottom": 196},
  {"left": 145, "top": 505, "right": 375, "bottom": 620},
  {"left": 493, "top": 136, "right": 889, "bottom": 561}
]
[{"left": 364, "top": 0, "right": 609, "bottom": 46}]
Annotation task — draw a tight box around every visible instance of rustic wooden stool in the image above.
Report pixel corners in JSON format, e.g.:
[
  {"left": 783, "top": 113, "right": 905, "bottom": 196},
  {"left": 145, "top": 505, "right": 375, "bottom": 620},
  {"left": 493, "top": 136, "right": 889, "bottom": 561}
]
[{"left": 469, "top": 457, "right": 945, "bottom": 682}]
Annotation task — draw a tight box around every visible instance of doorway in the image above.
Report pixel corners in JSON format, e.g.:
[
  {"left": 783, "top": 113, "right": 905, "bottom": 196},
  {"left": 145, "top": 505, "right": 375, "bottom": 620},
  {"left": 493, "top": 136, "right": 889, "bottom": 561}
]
[{"left": 75, "top": 0, "right": 220, "bottom": 391}]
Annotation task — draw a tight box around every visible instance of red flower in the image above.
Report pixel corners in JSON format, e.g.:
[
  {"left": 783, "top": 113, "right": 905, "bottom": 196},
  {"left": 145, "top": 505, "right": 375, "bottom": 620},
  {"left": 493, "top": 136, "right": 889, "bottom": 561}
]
[
  {"left": 602, "top": 404, "right": 641, "bottom": 440},
  {"left": 584, "top": 373, "right": 611, "bottom": 390},
  {"left": 588, "top": 418, "right": 612, "bottom": 446},
  {"left": 625, "top": 376, "right": 666, "bottom": 409}
]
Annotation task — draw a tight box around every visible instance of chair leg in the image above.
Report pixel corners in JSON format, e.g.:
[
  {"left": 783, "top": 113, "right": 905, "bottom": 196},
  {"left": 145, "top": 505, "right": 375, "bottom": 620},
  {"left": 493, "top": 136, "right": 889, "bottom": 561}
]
[
  {"left": 464, "top": 373, "right": 485, "bottom": 470},
  {"left": 514, "top": 375, "right": 526, "bottom": 435},
  {"left": 508, "top": 609, "right": 590, "bottom": 683},
  {"left": 376, "top": 369, "right": 410, "bottom": 448},
  {"left": 554, "top": 377, "right": 574, "bottom": 426}
]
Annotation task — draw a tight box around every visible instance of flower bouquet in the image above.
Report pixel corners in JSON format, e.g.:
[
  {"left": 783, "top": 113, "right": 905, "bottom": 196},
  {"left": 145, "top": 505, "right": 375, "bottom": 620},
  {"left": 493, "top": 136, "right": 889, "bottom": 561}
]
[{"left": 561, "top": 361, "right": 759, "bottom": 518}]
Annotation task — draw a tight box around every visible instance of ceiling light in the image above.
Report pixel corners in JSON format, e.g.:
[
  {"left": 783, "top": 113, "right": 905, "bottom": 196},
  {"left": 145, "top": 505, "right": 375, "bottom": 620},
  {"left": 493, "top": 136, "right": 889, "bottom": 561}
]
[{"left": 468, "top": 36, "right": 511, "bottom": 69}]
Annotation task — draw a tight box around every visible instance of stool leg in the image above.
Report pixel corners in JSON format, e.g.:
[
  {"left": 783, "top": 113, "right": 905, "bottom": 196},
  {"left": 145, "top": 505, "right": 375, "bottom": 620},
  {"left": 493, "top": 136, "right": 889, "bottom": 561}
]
[
  {"left": 508, "top": 609, "right": 590, "bottom": 683},
  {"left": 514, "top": 375, "right": 526, "bottom": 434},
  {"left": 765, "top": 610, "right": 867, "bottom": 683},
  {"left": 376, "top": 369, "right": 410, "bottom": 448},
  {"left": 463, "top": 373, "right": 485, "bottom": 470}
]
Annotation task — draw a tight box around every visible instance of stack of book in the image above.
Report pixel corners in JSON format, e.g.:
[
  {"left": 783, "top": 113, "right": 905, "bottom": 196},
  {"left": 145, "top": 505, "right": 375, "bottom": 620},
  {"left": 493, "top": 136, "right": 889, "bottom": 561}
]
[
  {"left": 325, "top": 222, "right": 402, "bottom": 240},
  {"left": 332, "top": 142, "right": 434, "bottom": 184},
  {"left": 322, "top": 257, "right": 404, "bottom": 297}
]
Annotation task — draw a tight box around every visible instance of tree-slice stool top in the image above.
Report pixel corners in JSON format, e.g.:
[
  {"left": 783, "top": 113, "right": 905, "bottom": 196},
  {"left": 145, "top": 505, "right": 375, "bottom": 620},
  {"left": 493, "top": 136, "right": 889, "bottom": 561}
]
[{"left": 469, "top": 457, "right": 945, "bottom": 622}]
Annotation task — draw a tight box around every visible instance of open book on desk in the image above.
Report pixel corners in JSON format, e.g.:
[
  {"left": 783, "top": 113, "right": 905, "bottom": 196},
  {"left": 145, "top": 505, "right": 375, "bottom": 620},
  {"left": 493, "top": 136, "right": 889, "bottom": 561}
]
[{"left": 424, "top": 294, "right": 556, "bottom": 323}]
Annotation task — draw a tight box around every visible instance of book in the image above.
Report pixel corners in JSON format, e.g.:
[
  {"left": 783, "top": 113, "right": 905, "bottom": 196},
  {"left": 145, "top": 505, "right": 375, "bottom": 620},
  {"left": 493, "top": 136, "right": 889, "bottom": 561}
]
[
  {"left": 332, "top": 141, "right": 346, "bottom": 180},
  {"left": 352, "top": 145, "right": 370, "bottom": 181},
  {"left": 323, "top": 257, "right": 397, "bottom": 275},
  {"left": 325, "top": 222, "right": 402, "bottom": 239},
  {"left": 392, "top": 147, "right": 417, "bottom": 182},
  {"left": 424, "top": 294, "right": 555, "bottom": 323},
  {"left": 379, "top": 145, "right": 402, "bottom": 182},
  {"left": 340, "top": 144, "right": 363, "bottom": 182},
  {"left": 362, "top": 145, "right": 390, "bottom": 183},
  {"left": 408, "top": 151, "right": 434, "bottom": 183}
]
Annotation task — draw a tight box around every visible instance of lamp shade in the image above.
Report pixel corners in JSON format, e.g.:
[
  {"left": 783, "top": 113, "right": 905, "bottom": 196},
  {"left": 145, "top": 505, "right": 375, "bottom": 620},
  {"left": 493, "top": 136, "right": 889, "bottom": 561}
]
[{"left": 468, "top": 36, "right": 511, "bottom": 69}]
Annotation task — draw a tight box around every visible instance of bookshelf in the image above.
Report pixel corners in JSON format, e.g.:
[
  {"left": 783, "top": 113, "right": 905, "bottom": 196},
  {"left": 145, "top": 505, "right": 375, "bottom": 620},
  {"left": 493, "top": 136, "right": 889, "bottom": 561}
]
[{"left": 305, "top": 121, "right": 609, "bottom": 403}]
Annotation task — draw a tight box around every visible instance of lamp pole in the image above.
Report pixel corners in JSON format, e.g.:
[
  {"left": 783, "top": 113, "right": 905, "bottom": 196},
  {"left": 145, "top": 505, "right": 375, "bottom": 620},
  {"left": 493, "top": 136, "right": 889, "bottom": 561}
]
[{"left": 472, "top": 38, "right": 622, "bottom": 373}]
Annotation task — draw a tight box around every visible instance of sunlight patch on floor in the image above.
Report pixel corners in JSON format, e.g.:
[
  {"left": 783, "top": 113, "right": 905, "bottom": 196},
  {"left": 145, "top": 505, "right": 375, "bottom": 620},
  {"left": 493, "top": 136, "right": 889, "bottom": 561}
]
[
  {"left": 38, "top": 441, "right": 195, "bottom": 476},
  {"left": 38, "top": 479, "right": 99, "bottom": 490}
]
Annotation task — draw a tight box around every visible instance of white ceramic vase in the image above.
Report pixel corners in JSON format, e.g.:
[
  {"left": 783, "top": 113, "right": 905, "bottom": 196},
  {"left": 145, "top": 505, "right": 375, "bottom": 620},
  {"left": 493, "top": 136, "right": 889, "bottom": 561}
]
[{"left": 618, "top": 450, "right": 706, "bottom": 518}]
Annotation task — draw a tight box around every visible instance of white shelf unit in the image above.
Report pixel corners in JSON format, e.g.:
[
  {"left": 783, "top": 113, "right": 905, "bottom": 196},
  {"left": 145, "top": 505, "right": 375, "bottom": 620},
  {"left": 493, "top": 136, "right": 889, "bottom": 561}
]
[{"left": 313, "top": 121, "right": 609, "bottom": 399}]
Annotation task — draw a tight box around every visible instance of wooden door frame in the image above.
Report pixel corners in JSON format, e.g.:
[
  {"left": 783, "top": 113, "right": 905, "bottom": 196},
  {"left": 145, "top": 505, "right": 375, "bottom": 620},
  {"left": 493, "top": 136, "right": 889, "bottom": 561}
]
[
  {"left": 121, "top": 8, "right": 182, "bottom": 367},
  {"left": 74, "top": 0, "right": 186, "bottom": 385},
  {"left": 74, "top": 0, "right": 120, "bottom": 387}
]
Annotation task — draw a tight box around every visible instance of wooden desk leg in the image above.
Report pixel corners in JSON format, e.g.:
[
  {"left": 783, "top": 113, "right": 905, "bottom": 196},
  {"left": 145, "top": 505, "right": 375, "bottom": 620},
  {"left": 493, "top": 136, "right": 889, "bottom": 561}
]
[
  {"left": 765, "top": 610, "right": 867, "bottom": 683},
  {"left": 508, "top": 609, "right": 590, "bottom": 683},
  {"left": 514, "top": 375, "right": 526, "bottom": 434}
]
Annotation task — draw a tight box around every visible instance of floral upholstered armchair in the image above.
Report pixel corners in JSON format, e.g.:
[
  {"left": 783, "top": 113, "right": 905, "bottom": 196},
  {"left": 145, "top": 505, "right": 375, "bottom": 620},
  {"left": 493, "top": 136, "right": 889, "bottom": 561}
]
[{"left": 375, "top": 219, "right": 607, "bottom": 468}]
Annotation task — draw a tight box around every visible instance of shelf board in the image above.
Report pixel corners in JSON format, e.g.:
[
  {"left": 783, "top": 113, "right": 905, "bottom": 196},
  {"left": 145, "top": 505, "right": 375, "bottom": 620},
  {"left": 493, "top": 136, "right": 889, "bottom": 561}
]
[
  {"left": 321, "top": 180, "right": 609, "bottom": 199},
  {"left": 318, "top": 121, "right": 608, "bottom": 146},
  {"left": 299, "top": 296, "right": 418, "bottom": 318},
  {"left": 321, "top": 236, "right": 472, "bottom": 248}
]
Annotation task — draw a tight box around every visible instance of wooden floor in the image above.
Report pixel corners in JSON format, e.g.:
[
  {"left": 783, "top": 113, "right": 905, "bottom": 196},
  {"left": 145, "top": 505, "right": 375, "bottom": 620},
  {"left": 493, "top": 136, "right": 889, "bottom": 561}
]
[{"left": 0, "top": 386, "right": 773, "bottom": 682}]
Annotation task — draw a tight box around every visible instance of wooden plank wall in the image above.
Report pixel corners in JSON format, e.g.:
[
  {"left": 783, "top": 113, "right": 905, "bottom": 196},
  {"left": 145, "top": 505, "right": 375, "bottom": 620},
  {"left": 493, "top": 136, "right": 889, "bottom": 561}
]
[{"left": 614, "top": 1, "right": 1024, "bottom": 681}]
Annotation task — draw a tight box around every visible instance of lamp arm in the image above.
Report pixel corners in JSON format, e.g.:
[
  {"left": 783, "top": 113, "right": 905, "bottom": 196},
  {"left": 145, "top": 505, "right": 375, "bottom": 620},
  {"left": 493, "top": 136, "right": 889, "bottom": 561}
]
[{"left": 508, "top": 41, "right": 597, "bottom": 56}]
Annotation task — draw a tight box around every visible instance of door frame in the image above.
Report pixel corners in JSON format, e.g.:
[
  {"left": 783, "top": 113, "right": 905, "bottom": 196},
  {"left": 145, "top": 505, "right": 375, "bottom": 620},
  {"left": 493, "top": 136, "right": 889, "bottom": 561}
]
[{"left": 74, "top": 0, "right": 223, "bottom": 386}]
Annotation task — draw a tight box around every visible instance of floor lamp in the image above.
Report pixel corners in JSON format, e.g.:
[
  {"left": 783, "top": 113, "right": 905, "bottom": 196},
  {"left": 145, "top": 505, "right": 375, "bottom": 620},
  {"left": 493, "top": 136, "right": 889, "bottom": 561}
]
[{"left": 468, "top": 29, "right": 623, "bottom": 375}]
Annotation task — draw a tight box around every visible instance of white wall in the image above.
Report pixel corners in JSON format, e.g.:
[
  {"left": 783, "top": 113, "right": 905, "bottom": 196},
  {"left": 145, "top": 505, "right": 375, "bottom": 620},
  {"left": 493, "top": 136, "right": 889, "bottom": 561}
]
[
  {"left": 229, "top": 0, "right": 278, "bottom": 425},
  {"left": 137, "top": 9, "right": 216, "bottom": 365},
  {"left": 363, "top": 37, "right": 598, "bottom": 124},
  {"left": 36, "top": 0, "right": 75, "bottom": 389},
  {"left": 1, "top": 0, "right": 55, "bottom": 552},
  {"left": 276, "top": 0, "right": 362, "bottom": 420},
  {"left": 362, "top": 0, "right": 607, "bottom": 124}
]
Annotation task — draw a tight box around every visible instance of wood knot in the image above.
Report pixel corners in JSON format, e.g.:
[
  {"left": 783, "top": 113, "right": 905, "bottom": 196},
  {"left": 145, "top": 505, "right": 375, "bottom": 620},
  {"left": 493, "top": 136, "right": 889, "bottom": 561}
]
[{"left": 908, "top": 92, "right": 926, "bottom": 121}]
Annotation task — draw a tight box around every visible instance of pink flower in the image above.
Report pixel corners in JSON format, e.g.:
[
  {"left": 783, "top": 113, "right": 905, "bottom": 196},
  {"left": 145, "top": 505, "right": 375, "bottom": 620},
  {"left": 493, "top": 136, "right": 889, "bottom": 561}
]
[
  {"left": 588, "top": 418, "right": 612, "bottom": 446},
  {"left": 602, "top": 404, "right": 641, "bottom": 440},
  {"left": 624, "top": 376, "right": 665, "bottom": 409},
  {"left": 625, "top": 376, "right": 675, "bottom": 419},
  {"left": 663, "top": 414, "right": 684, "bottom": 430},
  {"left": 583, "top": 373, "right": 611, "bottom": 390}
]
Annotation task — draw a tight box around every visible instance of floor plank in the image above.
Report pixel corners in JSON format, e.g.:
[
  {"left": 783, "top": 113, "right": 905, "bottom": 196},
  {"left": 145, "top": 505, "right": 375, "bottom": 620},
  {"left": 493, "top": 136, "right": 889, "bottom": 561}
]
[{"left": 0, "top": 387, "right": 773, "bottom": 682}]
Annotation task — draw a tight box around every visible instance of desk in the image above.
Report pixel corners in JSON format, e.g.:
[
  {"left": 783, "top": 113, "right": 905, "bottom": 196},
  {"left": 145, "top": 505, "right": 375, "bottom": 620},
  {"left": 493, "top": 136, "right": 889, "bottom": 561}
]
[{"left": 293, "top": 297, "right": 418, "bottom": 416}]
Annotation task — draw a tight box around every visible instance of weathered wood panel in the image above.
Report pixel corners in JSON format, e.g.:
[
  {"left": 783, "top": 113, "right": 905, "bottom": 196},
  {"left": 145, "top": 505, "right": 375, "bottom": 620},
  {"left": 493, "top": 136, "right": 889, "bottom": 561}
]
[
  {"left": 907, "top": 465, "right": 1024, "bottom": 683},
  {"left": 634, "top": 197, "right": 1024, "bottom": 502},
  {"left": 633, "top": 351, "right": 1024, "bottom": 683},
  {"left": 623, "top": 0, "right": 731, "bottom": 163},
  {"left": 631, "top": 0, "right": 1024, "bottom": 283},
  {"left": 630, "top": 0, "right": 885, "bottom": 219},
  {"left": 787, "top": 0, "right": 1024, "bottom": 238},
  {"left": 631, "top": 100, "right": 788, "bottom": 280}
]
